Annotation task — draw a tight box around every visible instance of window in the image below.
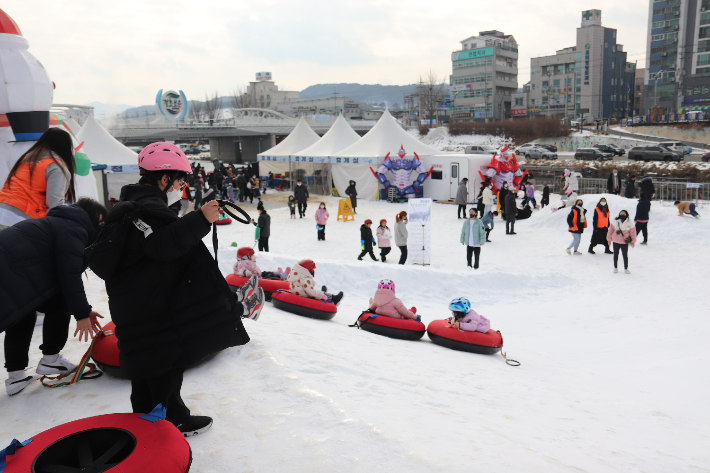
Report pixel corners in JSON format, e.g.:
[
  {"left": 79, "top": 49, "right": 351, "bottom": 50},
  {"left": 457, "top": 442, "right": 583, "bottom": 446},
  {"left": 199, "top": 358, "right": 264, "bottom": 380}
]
[
  {"left": 577, "top": 52, "right": 582, "bottom": 60},
  {"left": 553, "top": 79, "right": 560, "bottom": 86},
  {"left": 612, "top": 62, "right": 615, "bottom": 69},
  {"left": 576, "top": 61, "right": 582, "bottom": 68},
  {"left": 701, "top": 27, "right": 710, "bottom": 39},
  {"left": 652, "top": 34, "right": 664, "bottom": 41},
  {"left": 576, "top": 95, "right": 581, "bottom": 102},
  {"left": 553, "top": 95, "right": 560, "bottom": 103},
  {"left": 542, "top": 81, "right": 549, "bottom": 87},
  {"left": 621, "top": 78, "right": 624, "bottom": 86},
  {"left": 697, "top": 54, "right": 710, "bottom": 67},
  {"left": 576, "top": 78, "right": 581, "bottom": 84},
  {"left": 542, "top": 96, "right": 549, "bottom": 103},
  {"left": 687, "top": 88, "right": 693, "bottom": 96},
  {"left": 431, "top": 171, "right": 443, "bottom": 180},
  {"left": 611, "top": 94, "right": 616, "bottom": 102},
  {"left": 695, "top": 87, "right": 702, "bottom": 94},
  {"left": 699, "top": 40, "right": 710, "bottom": 53},
  {"left": 605, "top": 42, "right": 608, "bottom": 49},
  {"left": 576, "top": 87, "right": 581, "bottom": 92},
  {"left": 515, "top": 98, "right": 523, "bottom": 105},
  {"left": 651, "top": 59, "right": 663, "bottom": 67},
  {"left": 557, "top": 65, "right": 564, "bottom": 73},
  {"left": 531, "top": 83, "right": 536, "bottom": 89},
  {"left": 702, "top": 12, "right": 710, "bottom": 26},
  {"left": 652, "top": 21, "right": 665, "bottom": 29},
  {"left": 653, "top": 7, "right": 664, "bottom": 15},
  {"left": 531, "top": 99, "right": 535, "bottom": 105},
  {"left": 704, "top": 86, "right": 710, "bottom": 94}
]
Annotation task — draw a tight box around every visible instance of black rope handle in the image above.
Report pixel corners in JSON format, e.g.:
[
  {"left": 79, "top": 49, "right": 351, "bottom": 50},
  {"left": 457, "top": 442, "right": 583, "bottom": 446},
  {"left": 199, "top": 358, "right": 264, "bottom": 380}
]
[
  {"left": 217, "top": 200, "right": 251, "bottom": 224},
  {"left": 496, "top": 330, "right": 521, "bottom": 367}
]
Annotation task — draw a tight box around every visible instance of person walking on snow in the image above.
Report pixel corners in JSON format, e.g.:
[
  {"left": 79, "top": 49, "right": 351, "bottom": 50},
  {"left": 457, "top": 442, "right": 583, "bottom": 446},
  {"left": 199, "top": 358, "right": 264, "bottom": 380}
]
[
  {"left": 675, "top": 200, "right": 701, "bottom": 218},
  {"left": 252, "top": 203, "right": 270, "bottom": 252},
  {"left": 607, "top": 210, "right": 637, "bottom": 273},
  {"left": 566, "top": 198, "right": 587, "bottom": 255},
  {"left": 540, "top": 184, "right": 550, "bottom": 208},
  {"left": 624, "top": 175, "right": 637, "bottom": 199},
  {"left": 376, "top": 219, "right": 393, "bottom": 262},
  {"left": 482, "top": 181, "right": 495, "bottom": 217},
  {"left": 524, "top": 184, "right": 537, "bottom": 208},
  {"left": 455, "top": 178, "right": 469, "bottom": 219},
  {"left": 563, "top": 169, "right": 581, "bottom": 193},
  {"left": 460, "top": 208, "right": 486, "bottom": 269},
  {"left": 505, "top": 191, "right": 517, "bottom": 235},
  {"left": 607, "top": 169, "right": 622, "bottom": 195},
  {"left": 394, "top": 211, "right": 408, "bottom": 265},
  {"left": 497, "top": 182, "right": 510, "bottom": 219},
  {"left": 358, "top": 219, "right": 378, "bottom": 261},
  {"left": 634, "top": 193, "right": 651, "bottom": 245},
  {"left": 287, "top": 259, "right": 343, "bottom": 305},
  {"left": 288, "top": 195, "right": 296, "bottom": 219},
  {"left": 294, "top": 178, "right": 309, "bottom": 217},
  {"left": 638, "top": 177, "right": 655, "bottom": 200},
  {"left": 315, "top": 202, "right": 329, "bottom": 241},
  {"left": 368, "top": 280, "right": 420, "bottom": 322},
  {"left": 481, "top": 210, "right": 498, "bottom": 242},
  {"left": 588, "top": 198, "right": 612, "bottom": 254},
  {"left": 345, "top": 180, "right": 358, "bottom": 214}
]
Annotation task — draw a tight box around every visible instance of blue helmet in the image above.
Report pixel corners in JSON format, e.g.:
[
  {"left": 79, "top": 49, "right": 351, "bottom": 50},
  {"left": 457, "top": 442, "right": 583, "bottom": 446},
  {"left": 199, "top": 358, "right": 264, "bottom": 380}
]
[{"left": 448, "top": 297, "right": 471, "bottom": 314}]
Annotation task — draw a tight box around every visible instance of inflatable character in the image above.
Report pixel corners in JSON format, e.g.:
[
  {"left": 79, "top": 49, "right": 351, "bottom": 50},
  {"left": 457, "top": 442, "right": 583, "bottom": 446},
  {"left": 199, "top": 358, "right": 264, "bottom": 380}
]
[
  {"left": 370, "top": 145, "right": 432, "bottom": 199},
  {"left": 479, "top": 146, "right": 526, "bottom": 194}
]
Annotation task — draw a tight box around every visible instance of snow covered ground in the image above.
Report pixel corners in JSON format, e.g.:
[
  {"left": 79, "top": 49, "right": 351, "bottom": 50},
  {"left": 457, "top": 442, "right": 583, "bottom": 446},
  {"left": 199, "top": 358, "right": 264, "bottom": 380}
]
[{"left": 1, "top": 192, "right": 708, "bottom": 472}]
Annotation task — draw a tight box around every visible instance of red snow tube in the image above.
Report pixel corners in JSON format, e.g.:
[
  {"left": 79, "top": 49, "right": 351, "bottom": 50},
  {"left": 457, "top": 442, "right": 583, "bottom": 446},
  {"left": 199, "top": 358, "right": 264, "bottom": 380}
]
[
  {"left": 426, "top": 319, "right": 503, "bottom": 355},
  {"left": 2, "top": 413, "right": 191, "bottom": 472},
  {"left": 357, "top": 313, "right": 425, "bottom": 341},
  {"left": 215, "top": 217, "right": 232, "bottom": 225},
  {"left": 225, "top": 274, "right": 289, "bottom": 300},
  {"left": 271, "top": 291, "right": 337, "bottom": 320},
  {"left": 91, "top": 321, "right": 121, "bottom": 378}
]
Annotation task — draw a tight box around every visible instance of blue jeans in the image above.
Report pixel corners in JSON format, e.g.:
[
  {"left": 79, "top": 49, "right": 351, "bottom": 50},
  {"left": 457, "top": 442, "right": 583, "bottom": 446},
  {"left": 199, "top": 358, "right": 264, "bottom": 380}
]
[
  {"left": 524, "top": 197, "right": 537, "bottom": 208},
  {"left": 568, "top": 233, "right": 581, "bottom": 251},
  {"left": 689, "top": 203, "right": 698, "bottom": 216}
]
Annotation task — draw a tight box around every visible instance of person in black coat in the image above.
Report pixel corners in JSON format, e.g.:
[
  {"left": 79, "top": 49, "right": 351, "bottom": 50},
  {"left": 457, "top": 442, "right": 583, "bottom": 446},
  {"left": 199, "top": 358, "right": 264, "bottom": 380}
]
[
  {"left": 504, "top": 191, "right": 517, "bottom": 234},
  {"left": 345, "top": 180, "right": 357, "bottom": 214},
  {"left": 624, "top": 175, "right": 637, "bottom": 199},
  {"left": 252, "top": 204, "right": 271, "bottom": 252},
  {"left": 588, "top": 198, "right": 612, "bottom": 254},
  {"left": 0, "top": 200, "right": 106, "bottom": 395},
  {"left": 498, "top": 183, "right": 510, "bottom": 220},
  {"left": 357, "top": 219, "right": 378, "bottom": 261},
  {"left": 91, "top": 175, "right": 251, "bottom": 434},
  {"left": 541, "top": 184, "right": 550, "bottom": 208},
  {"left": 236, "top": 174, "right": 246, "bottom": 202},
  {"left": 607, "top": 169, "right": 622, "bottom": 195},
  {"left": 294, "top": 178, "right": 309, "bottom": 217},
  {"left": 638, "top": 177, "right": 655, "bottom": 200},
  {"left": 634, "top": 192, "right": 651, "bottom": 244},
  {"left": 476, "top": 182, "right": 486, "bottom": 216}
]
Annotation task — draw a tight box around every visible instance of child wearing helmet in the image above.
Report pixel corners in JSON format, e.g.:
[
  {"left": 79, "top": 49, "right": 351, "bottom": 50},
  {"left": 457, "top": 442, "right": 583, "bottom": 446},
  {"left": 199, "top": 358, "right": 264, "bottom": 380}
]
[
  {"left": 287, "top": 259, "right": 343, "bottom": 305},
  {"left": 368, "top": 280, "right": 420, "bottom": 322},
  {"left": 448, "top": 298, "right": 490, "bottom": 333},
  {"left": 233, "top": 247, "right": 262, "bottom": 277}
]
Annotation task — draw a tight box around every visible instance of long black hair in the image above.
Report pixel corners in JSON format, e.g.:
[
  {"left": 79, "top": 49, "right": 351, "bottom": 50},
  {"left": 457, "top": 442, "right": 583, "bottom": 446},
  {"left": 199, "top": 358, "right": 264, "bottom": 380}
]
[
  {"left": 5, "top": 127, "right": 76, "bottom": 203},
  {"left": 74, "top": 197, "right": 108, "bottom": 231}
]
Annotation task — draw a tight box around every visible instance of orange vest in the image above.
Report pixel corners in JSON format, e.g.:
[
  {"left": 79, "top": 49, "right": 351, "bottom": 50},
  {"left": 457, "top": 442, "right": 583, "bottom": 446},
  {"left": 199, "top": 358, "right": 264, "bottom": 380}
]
[
  {"left": 595, "top": 207, "right": 609, "bottom": 228},
  {"left": 0, "top": 158, "right": 59, "bottom": 219}
]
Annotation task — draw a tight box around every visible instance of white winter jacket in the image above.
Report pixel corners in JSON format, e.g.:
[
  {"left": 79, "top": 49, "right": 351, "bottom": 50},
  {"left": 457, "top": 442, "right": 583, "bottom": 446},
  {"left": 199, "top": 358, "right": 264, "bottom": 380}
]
[
  {"left": 287, "top": 263, "right": 325, "bottom": 300},
  {"left": 565, "top": 172, "right": 581, "bottom": 192},
  {"left": 482, "top": 187, "right": 495, "bottom": 205}
]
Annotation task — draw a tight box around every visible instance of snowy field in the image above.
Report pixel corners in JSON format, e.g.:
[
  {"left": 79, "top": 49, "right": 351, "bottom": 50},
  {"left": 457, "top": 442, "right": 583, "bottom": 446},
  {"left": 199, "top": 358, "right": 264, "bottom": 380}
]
[{"left": 1, "top": 192, "right": 708, "bottom": 472}]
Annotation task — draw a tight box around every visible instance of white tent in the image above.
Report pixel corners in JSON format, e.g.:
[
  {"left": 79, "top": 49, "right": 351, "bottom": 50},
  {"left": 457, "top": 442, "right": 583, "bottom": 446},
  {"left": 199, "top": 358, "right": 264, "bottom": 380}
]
[
  {"left": 331, "top": 110, "right": 443, "bottom": 200},
  {"left": 76, "top": 115, "right": 138, "bottom": 201},
  {"left": 257, "top": 117, "right": 320, "bottom": 176},
  {"left": 292, "top": 114, "right": 360, "bottom": 157},
  {"left": 63, "top": 117, "right": 82, "bottom": 134}
]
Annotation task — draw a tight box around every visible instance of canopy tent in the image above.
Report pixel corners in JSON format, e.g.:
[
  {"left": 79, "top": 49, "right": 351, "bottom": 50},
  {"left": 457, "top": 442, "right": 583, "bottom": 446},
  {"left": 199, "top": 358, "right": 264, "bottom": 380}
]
[
  {"left": 63, "top": 117, "right": 82, "bottom": 134},
  {"left": 331, "top": 110, "right": 443, "bottom": 201},
  {"left": 292, "top": 114, "right": 360, "bottom": 157},
  {"left": 257, "top": 117, "right": 320, "bottom": 177}
]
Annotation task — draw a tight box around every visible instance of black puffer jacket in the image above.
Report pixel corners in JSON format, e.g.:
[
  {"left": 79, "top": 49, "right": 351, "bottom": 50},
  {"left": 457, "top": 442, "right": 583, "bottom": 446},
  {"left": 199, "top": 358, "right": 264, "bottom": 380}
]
[
  {"left": 360, "top": 224, "right": 374, "bottom": 249},
  {"left": 93, "top": 184, "right": 249, "bottom": 380},
  {"left": 345, "top": 181, "right": 357, "bottom": 208},
  {"left": 0, "top": 205, "right": 96, "bottom": 333},
  {"left": 294, "top": 184, "right": 309, "bottom": 203}
]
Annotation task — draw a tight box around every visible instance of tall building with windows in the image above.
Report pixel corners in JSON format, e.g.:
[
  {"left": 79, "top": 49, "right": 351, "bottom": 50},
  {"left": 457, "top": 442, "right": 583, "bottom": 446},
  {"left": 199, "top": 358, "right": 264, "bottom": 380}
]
[
  {"left": 450, "top": 31, "right": 518, "bottom": 121},
  {"left": 646, "top": 0, "right": 710, "bottom": 113},
  {"left": 527, "top": 10, "right": 635, "bottom": 120}
]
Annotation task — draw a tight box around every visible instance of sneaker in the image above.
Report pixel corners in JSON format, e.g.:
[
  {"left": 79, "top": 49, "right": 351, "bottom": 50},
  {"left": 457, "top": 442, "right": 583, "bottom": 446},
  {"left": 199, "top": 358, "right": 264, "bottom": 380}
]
[
  {"left": 5, "top": 370, "right": 41, "bottom": 396},
  {"left": 36, "top": 353, "right": 76, "bottom": 375},
  {"left": 330, "top": 292, "right": 344, "bottom": 306},
  {"left": 640, "top": 242, "right": 647, "bottom": 245},
  {"left": 235, "top": 275, "right": 258, "bottom": 302},
  {"left": 613, "top": 268, "right": 618, "bottom": 273},
  {"left": 509, "top": 232, "right": 517, "bottom": 235},
  {"left": 573, "top": 251, "right": 583, "bottom": 255},
  {"left": 566, "top": 248, "right": 571, "bottom": 255},
  {"left": 625, "top": 269, "right": 630, "bottom": 274},
  {"left": 177, "top": 415, "right": 213, "bottom": 437},
  {"left": 588, "top": 249, "right": 595, "bottom": 254},
  {"left": 243, "top": 288, "right": 265, "bottom": 321},
  {"left": 357, "top": 256, "right": 363, "bottom": 261},
  {"left": 604, "top": 249, "right": 613, "bottom": 254}
]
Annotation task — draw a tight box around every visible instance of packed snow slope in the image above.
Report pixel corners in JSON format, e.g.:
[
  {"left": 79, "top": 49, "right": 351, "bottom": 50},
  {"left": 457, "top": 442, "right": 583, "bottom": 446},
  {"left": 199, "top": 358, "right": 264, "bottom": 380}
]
[{"left": 1, "top": 193, "right": 708, "bottom": 472}]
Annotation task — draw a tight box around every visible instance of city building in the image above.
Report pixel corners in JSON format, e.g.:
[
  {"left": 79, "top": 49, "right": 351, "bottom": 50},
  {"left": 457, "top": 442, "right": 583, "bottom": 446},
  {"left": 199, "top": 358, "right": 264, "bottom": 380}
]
[
  {"left": 274, "top": 96, "right": 377, "bottom": 120},
  {"left": 243, "top": 72, "right": 300, "bottom": 109},
  {"left": 634, "top": 68, "right": 645, "bottom": 116},
  {"left": 511, "top": 83, "right": 533, "bottom": 118},
  {"left": 450, "top": 30, "right": 519, "bottom": 122},
  {"left": 527, "top": 10, "right": 635, "bottom": 121},
  {"left": 644, "top": 0, "right": 710, "bottom": 114}
]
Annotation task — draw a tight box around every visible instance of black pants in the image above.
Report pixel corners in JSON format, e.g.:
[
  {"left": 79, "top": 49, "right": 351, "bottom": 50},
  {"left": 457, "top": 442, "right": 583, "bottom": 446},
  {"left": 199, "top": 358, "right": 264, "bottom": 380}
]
[
  {"left": 635, "top": 222, "right": 648, "bottom": 243},
  {"left": 317, "top": 225, "right": 326, "bottom": 240},
  {"left": 466, "top": 246, "right": 481, "bottom": 268},
  {"left": 4, "top": 293, "right": 71, "bottom": 372},
  {"left": 458, "top": 204, "right": 466, "bottom": 218},
  {"left": 298, "top": 202, "right": 307, "bottom": 217},
  {"left": 506, "top": 218, "right": 515, "bottom": 234},
  {"left": 359, "top": 246, "right": 377, "bottom": 260},
  {"left": 380, "top": 247, "right": 391, "bottom": 262},
  {"left": 398, "top": 245, "right": 407, "bottom": 265},
  {"left": 258, "top": 237, "right": 269, "bottom": 252},
  {"left": 485, "top": 228, "right": 491, "bottom": 241},
  {"left": 613, "top": 243, "right": 629, "bottom": 269},
  {"left": 131, "top": 368, "right": 190, "bottom": 426},
  {"left": 477, "top": 202, "right": 485, "bottom": 216}
]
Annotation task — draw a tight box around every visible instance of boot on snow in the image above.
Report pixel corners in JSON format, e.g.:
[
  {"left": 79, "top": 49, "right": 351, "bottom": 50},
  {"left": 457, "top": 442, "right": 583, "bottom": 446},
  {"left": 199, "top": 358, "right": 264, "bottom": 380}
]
[
  {"left": 177, "top": 416, "right": 213, "bottom": 437},
  {"left": 330, "top": 292, "right": 344, "bottom": 306}
]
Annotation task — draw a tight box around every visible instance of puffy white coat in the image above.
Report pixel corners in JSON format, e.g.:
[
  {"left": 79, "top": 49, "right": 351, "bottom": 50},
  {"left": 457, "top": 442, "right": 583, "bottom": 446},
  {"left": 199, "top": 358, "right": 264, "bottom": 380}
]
[{"left": 287, "top": 263, "right": 325, "bottom": 300}]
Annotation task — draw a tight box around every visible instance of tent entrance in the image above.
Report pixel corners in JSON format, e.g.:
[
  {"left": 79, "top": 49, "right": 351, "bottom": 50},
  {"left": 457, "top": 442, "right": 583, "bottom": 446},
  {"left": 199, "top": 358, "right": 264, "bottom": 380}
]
[{"left": 290, "top": 161, "right": 331, "bottom": 196}]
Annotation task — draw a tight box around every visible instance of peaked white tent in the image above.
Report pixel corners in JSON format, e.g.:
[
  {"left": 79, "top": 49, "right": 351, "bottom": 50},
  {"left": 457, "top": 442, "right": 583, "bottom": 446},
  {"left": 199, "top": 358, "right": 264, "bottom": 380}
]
[
  {"left": 63, "top": 117, "right": 82, "bottom": 134},
  {"left": 331, "top": 110, "right": 443, "bottom": 200},
  {"left": 257, "top": 117, "right": 320, "bottom": 178},
  {"left": 292, "top": 114, "right": 360, "bottom": 157}
]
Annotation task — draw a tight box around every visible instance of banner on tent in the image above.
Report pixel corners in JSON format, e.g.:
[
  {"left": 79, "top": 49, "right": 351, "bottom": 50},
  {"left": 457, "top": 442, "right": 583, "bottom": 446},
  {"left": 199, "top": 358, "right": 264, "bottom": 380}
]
[
  {"left": 108, "top": 164, "right": 140, "bottom": 173},
  {"left": 258, "top": 155, "right": 289, "bottom": 162},
  {"left": 330, "top": 156, "right": 378, "bottom": 165},
  {"left": 407, "top": 198, "right": 432, "bottom": 266},
  {"left": 292, "top": 156, "right": 328, "bottom": 164}
]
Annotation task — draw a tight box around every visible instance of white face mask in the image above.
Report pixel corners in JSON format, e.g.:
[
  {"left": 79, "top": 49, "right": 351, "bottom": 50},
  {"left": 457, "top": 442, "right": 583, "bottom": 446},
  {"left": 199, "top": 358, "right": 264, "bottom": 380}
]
[
  {"left": 297, "top": 183, "right": 302, "bottom": 186},
  {"left": 166, "top": 185, "right": 182, "bottom": 206}
]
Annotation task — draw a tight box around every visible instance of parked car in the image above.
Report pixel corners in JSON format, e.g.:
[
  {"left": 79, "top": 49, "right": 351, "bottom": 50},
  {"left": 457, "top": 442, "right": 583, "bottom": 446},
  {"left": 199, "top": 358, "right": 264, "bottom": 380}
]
[
  {"left": 574, "top": 148, "right": 613, "bottom": 161},
  {"left": 628, "top": 146, "right": 683, "bottom": 162},
  {"left": 464, "top": 145, "right": 498, "bottom": 155},
  {"left": 682, "top": 145, "right": 692, "bottom": 155},
  {"left": 658, "top": 141, "right": 685, "bottom": 154},
  {"left": 515, "top": 143, "right": 542, "bottom": 154},
  {"left": 524, "top": 147, "right": 558, "bottom": 160},
  {"left": 593, "top": 144, "right": 625, "bottom": 156},
  {"left": 702, "top": 152, "right": 709, "bottom": 162},
  {"left": 539, "top": 144, "right": 558, "bottom": 152},
  {"left": 185, "top": 147, "right": 202, "bottom": 155}
]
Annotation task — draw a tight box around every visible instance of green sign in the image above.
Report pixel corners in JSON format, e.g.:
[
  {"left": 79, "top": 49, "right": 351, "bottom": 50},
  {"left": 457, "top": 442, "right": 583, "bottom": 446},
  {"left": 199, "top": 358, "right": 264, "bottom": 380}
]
[
  {"left": 585, "top": 43, "right": 590, "bottom": 49},
  {"left": 457, "top": 47, "right": 493, "bottom": 61}
]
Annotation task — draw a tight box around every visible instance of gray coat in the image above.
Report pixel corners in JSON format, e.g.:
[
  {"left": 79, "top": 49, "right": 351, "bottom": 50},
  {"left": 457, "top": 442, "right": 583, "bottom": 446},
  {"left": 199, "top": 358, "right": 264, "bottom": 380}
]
[
  {"left": 394, "top": 221, "right": 408, "bottom": 247},
  {"left": 455, "top": 181, "right": 468, "bottom": 205}
]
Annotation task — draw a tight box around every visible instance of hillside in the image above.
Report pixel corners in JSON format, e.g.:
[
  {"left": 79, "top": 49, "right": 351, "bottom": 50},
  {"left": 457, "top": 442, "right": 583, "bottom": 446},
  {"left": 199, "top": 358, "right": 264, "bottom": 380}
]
[{"left": 300, "top": 83, "right": 417, "bottom": 108}]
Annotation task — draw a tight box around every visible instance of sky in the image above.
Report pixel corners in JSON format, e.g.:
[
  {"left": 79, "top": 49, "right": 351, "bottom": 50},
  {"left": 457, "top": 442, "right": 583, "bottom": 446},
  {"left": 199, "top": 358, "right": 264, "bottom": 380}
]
[{"left": 6, "top": 0, "right": 649, "bottom": 107}]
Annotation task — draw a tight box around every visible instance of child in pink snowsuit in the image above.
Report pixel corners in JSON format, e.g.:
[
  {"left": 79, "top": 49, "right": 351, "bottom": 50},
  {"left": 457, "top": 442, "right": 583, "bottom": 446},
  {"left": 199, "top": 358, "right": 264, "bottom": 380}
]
[
  {"left": 448, "top": 297, "right": 490, "bottom": 333},
  {"left": 233, "top": 247, "right": 262, "bottom": 277},
  {"left": 368, "top": 280, "right": 420, "bottom": 322}
]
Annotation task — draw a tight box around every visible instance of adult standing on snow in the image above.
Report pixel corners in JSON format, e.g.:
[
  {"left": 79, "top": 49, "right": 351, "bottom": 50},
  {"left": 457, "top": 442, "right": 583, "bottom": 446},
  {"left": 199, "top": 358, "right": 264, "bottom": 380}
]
[
  {"left": 634, "top": 193, "right": 651, "bottom": 245},
  {"left": 345, "top": 180, "right": 358, "bottom": 214},
  {"left": 607, "top": 209, "right": 637, "bottom": 273},
  {"left": 294, "top": 178, "right": 309, "bottom": 218},
  {"left": 541, "top": 184, "right": 550, "bottom": 208},
  {"left": 588, "top": 198, "right": 612, "bottom": 254},
  {"left": 455, "top": 178, "right": 469, "bottom": 219},
  {"left": 315, "top": 202, "right": 329, "bottom": 241},
  {"left": 252, "top": 203, "right": 271, "bottom": 252},
  {"left": 482, "top": 182, "right": 495, "bottom": 216},
  {"left": 460, "top": 208, "right": 486, "bottom": 269},
  {"left": 607, "top": 169, "right": 622, "bottom": 195},
  {"left": 504, "top": 191, "right": 517, "bottom": 235},
  {"left": 376, "top": 219, "right": 393, "bottom": 262},
  {"left": 566, "top": 198, "right": 587, "bottom": 255},
  {"left": 358, "top": 219, "right": 378, "bottom": 261},
  {"left": 638, "top": 177, "right": 655, "bottom": 200},
  {"left": 624, "top": 175, "right": 637, "bottom": 199},
  {"left": 0, "top": 199, "right": 107, "bottom": 396},
  {"left": 236, "top": 174, "right": 246, "bottom": 202},
  {"left": 475, "top": 181, "right": 486, "bottom": 216},
  {"left": 394, "top": 211, "right": 408, "bottom": 265},
  {"left": 498, "top": 182, "right": 510, "bottom": 219},
  {"left": 563, "top": 169, "right": 581, "bottom": 194}
]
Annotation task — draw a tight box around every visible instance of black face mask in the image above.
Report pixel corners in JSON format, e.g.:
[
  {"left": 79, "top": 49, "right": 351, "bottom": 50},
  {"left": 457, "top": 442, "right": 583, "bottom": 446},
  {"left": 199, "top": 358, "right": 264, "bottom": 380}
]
[{"left": 620, "top": 215, "right": 627, "bottom": 221}]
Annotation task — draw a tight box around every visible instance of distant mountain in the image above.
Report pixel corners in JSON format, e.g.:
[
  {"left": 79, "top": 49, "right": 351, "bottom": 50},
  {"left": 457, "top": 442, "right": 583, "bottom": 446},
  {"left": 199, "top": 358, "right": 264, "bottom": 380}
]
[
  {"left": 300, "top": 83, "right": 417, "bottom": 109},
  {"left": 84, "top": 102, "right": 135, "bottom": 118}
]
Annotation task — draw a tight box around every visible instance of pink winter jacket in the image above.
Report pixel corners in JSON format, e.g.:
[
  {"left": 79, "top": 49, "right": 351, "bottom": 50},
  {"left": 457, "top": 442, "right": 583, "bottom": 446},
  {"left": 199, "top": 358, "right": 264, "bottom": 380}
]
[
  {"left": 458, "top": 309, "right": 491, "bottom": 333},
  {"left": 606, "top": 219, "right": 637, "bottom": 245},
  {"left": 368, "top": 289, "right": 415, "bottom": 319},
  {"left": 233, "top": 259, "right": 262, "bottom": 277},
  {"left": 376, "top": 226, "right": 392, "bottom": 247},
  {"left": 315, "top": 208, "right": 329, "bottom": 225}
]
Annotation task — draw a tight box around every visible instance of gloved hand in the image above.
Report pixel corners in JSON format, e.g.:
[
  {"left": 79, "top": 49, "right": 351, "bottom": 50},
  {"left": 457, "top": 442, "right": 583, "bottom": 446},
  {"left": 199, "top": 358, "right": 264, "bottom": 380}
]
[
  {"left": 410, "top": 307, "right": 417, "bottom": 314},
  {"left": 372, "top": 238, "right": 377, "bottom": 247},
  {"left": 360, "top": 240, "right": 365, "bottom": 250},
  {"left": 321, "top": 294, "right": 329, "bottom": 302},
  {"left": 415, "top": 315, "right": 422, "bottom": 323},
  {"left": 244, "top": 270, "right": 252, "bottom": 277}
]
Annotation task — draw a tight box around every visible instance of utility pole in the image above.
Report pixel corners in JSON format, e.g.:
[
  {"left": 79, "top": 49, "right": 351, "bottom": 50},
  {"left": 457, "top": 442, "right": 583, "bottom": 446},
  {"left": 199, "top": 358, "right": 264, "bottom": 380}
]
[
  {"left": 419, "top": 78, "right": 423, "bottom": 126},
  {"left": 331, "top": 88, "right": 341, "bottom": 117}
]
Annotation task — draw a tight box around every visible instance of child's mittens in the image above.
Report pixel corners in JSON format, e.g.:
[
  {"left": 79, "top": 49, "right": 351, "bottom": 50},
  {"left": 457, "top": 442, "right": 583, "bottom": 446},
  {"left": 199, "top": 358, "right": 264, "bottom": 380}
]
[
  {"left": 415, "top": 315, "right": 422, "bottom": 323},
  {"left": 321, "top": 294, "right": 330, "bottom": 302},
  {"left": 410, "top": 307, "right": 417, "bottom": 314}
]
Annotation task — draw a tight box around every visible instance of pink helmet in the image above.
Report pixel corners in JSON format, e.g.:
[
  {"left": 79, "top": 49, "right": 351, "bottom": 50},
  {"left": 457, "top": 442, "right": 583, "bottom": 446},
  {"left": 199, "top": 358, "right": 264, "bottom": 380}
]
[
  {"left": 378, "top": 279, "right": 395, "bottom": 292},
  {"left": 566, "top": 188, "right": 573, "bottom": 195},
  {"left": 138, "top": 142, "right": 191, "bottom": 173},
  {"left": 564, "top": 169, "right": 571, "bottom": 176}
]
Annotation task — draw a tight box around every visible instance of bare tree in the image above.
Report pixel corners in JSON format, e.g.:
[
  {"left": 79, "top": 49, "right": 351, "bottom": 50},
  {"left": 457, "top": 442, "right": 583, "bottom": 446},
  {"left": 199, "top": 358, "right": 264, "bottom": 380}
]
[
  {"left": 189, "top": 100, "right": 205, "bottom": 121},
  {"left": 203, "top": 91, "right": 222, "bottom": 123},
  {"left": 417, "top": 70, "right": 448, "bottom": 126}
]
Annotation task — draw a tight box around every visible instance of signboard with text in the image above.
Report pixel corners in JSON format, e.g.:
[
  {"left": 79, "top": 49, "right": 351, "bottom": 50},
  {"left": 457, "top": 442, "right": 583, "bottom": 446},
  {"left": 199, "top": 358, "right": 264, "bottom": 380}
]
[
  {"left": 330, "top": 156, "right": 378, "bottom": 165},
  {"left": 511, "top": 109, "right": 527, "bottom": 116},
  {"left": 453, "top": 47, "right": 494, "bottom": 61}
]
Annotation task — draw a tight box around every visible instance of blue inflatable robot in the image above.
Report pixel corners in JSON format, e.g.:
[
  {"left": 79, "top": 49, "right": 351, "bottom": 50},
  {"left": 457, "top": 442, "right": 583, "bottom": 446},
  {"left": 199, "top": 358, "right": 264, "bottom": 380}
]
[{"left": 371, "top": 145, "right": 432, "bottom": 198}]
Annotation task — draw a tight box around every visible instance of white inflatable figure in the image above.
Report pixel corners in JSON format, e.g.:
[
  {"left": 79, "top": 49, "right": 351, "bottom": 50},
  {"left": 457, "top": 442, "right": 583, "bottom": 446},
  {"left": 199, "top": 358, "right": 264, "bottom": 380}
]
[
  {"left": 0, "top": 8, "right": 54, "bottom": 184},
  {"left": 373, "top": 145, "right": 431, "bottom": 198}
]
